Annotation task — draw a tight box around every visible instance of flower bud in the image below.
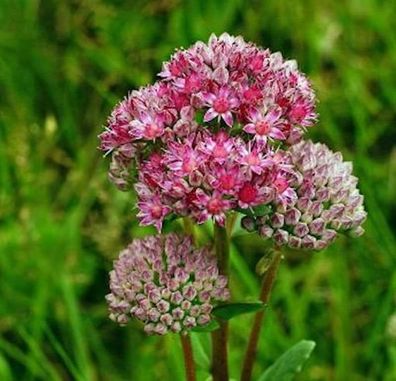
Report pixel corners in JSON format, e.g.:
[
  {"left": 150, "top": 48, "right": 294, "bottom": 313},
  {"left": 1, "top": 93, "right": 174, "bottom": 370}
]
[{"left": 241, "top": 216, "right": 256, "bottom": 232}]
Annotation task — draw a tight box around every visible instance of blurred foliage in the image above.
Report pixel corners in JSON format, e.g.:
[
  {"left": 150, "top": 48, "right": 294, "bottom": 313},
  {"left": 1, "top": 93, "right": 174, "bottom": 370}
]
[{"left": 0, "top": 0, "right": 395, "bottom": 380}]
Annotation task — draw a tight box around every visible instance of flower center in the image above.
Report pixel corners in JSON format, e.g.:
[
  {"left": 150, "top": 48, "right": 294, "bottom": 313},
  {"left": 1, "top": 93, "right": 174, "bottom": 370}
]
[
  {"left": 213, "top": 97, "right": 230, "bottom": 114},
  {"left": 207, "top": 197, "right": 223, "bottom": 214},
  {"left": 246, "top": 153, "right": 260, "bottom": 166},
  {"left": 290, "top": 105, "right": 306, "bottom": 121},
  {"left": 185, "top": 75, "right": 201, "bottom": 92},
  {"left": 144, "top": 174, "right": 158, "bottom": 188},
  {"left": 244, "top": 87, "right": 260, "bottom": 101},
  {"left": 255, "top": 121, "right": 270, "bottom": 135},
  {"left": 151, "top": 205, "right": 163, "bottom": 218},
  {"left": 213, "top": 144, "right": 227, "bottom": 158},
  {"left": 182, "top": 158, "right": 197, "bottom": 173},
  {"left": 219, "top": 174, "right": 235, "bottom": 190},
  {"left": 186, "top": 190, "right": 197, "bottom": 205},
  {"left": 145, "top": 123, "right": 162, "bottom": 139},
  {"left": 274, "top": 177, "right": 289, "bottom": 193},
  {"left": 238, "top": 183, "right": 258, "bottom": 204}
]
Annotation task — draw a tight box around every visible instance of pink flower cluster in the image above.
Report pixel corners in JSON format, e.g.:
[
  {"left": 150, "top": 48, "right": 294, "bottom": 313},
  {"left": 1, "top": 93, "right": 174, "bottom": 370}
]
[
  {"left": 99, "top": 33, "right": 317, "bottom": 230},
  {"left": 136, "top": 132, "right": 299, "bottom": 230},
  {"left": 106, "top": 234, "right": 230, "bottom": 335},
  {"left": 241, "top": 141, "right": 367, "bottom": 250}
]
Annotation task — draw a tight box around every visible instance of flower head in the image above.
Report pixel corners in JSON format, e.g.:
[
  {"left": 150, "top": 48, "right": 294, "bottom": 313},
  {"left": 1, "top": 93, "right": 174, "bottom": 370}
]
[
  {"left": 241, "top": 140, "right": 367, "bottom": 250},
  {"left": 106, "top": 234, "right": 230, "bottom": 334},
  {"left": 99, "top": 33, "right": 318, "bottom": 229}
]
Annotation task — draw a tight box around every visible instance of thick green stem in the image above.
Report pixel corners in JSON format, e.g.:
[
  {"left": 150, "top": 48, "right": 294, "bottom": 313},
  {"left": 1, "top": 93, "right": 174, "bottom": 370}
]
[
  {"left": 211, "top": 223, "right": 230, "bottom": 381},
  {"left": 180, "top": 334, "right": 197, "bottom": 381},
  {"left": 240, "top": 250, "right": 283, "bottom": 381}
]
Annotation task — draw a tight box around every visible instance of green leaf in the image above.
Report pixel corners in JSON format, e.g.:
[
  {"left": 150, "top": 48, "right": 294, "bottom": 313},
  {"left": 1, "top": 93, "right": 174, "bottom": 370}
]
[
  {"left": 212, "top": 302, "right": 266, "bottom": 321},
  {"left": 191, "top": 320, "right": 220, "bottom": 332},
  {"left": 258, "top": 340, "right": 316, "bottom": 381}
]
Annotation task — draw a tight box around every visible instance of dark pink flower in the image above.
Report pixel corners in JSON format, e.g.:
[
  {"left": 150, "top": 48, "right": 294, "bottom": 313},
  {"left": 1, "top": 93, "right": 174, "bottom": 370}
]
[
  {"left": 237, "top": 142, "right": 272, "bottom": 176},
  {"left": 195, "top": 190, "right": 234, "bottom": 225},
  {"left": 198, "top": 130, "right": 235, "bottom": 163},
  {"left": 237, "top": 182, "right": 273, "bottom": 209},
  {"left": 209, "top": 164, "right": 243, "bottom": 195},
  {"left": 136, "top": 194, "right": 171, "bottom": 231},
  {"left": 243, "top": 108, "right": 286, "bottom": 143},
  {"left": 164, "top": 138, "right": 207, "bottom": 177},
  {"left": 130, "top": 112, "right": 165, "bottom": 140},
  {"left": 203, "top": 86, "right": 239, "bottom": 127}
]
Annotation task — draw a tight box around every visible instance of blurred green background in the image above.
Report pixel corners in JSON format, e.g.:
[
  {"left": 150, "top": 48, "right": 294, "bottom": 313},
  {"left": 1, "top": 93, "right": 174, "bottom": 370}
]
[{"left": 1, "top": 0, "right": 396, "bottom": 380}]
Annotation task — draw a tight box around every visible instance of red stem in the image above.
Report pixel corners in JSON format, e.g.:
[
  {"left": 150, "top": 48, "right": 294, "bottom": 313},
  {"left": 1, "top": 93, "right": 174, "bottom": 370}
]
[
  {"left": 240, "top": 250, "right": 282, "bottom": 381},
  {"left": 180, "top": 334, "right": 197, "bottom": 381},
  {"left": 211, "top": 223, "right": 230, "bottom": 381}
]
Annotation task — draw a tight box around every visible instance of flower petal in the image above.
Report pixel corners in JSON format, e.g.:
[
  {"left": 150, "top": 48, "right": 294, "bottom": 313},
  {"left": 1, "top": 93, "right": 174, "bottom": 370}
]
[
  {"left": 222, "top": 111, "right": 233, "bottom": 127},
  {"left": 213, "top": 65, "right": 229, "bottom": 85},
  {"left": 269, "top": 128, "right": 286, "bottom": 140},
  {"left": 243, "top": 123, "right": 256, "bottom": 134},
  {"left": 204, "top": 108, "right": 218, "bottom": 122},
  {"left": 266, "top": 108, "right": 282, "bottom": 123}
]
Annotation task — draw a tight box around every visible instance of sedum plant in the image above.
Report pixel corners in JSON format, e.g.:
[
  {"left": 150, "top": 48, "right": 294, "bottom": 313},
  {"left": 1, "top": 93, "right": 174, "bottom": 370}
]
[{"left": 99, "top": 33, "right": 366, "bottom": 381}]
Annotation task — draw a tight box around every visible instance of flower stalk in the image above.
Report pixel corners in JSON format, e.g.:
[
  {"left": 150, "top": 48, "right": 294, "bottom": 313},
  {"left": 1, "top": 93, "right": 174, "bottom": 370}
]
[
  {"left": 211, "top": 222, "right": 230, "bottom": 381},
  {"left": 180, "top": 334, "right": 197, "bottom": 381},
  {"left": 240, "top": 249, "right": 283, "bottom": 381}
]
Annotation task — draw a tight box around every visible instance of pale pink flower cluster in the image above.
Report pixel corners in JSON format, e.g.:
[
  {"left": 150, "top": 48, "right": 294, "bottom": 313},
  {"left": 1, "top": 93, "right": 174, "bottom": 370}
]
[
  {"left": 106, "top": 234, "right": 230, "bottom": 334},
  {"left": 241, "top": 141, "right": 367, "bottom": 250},
  {"left": 99, "top": 33, "right": 317, "bottom": 230}
]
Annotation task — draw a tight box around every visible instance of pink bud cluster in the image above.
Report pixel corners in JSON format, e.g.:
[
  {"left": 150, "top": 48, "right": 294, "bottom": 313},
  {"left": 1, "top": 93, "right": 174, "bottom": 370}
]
[
  {"left": 242, "top": 140, "right": 367, "bottom": 249},
  {"left": 99, "top": 33, "right": 317, "bottom": 230},
  {"left": 106, "top": 233, "right": 230, "bottom": 335}
]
